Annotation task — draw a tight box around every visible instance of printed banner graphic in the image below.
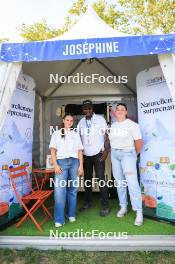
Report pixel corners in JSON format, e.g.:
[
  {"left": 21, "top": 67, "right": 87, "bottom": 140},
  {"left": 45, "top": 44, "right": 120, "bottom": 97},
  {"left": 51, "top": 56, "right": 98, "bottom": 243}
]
[
  {"left": 1, "top": 34, "right": 175, "bottom": 62},
  {"left": 0, "top": 73, "right": 35, "bottom": 226},
  {"left": 137, "top": 65, "right": 175, "bottom": 222}
]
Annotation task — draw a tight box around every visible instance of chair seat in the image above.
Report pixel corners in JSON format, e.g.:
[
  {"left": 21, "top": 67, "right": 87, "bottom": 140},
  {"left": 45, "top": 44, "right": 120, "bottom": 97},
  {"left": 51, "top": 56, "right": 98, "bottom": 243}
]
[{"left": 22, "top": 190, "right": 53, "bottom": 200}]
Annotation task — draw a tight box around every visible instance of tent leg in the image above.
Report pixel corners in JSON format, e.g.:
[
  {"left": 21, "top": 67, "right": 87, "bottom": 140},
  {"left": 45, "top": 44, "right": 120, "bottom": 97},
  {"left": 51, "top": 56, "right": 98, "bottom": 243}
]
[
  {"left": 42, "top": 97, "right": 46, "bottom": 166},
  {"left": 39, "top": 95, "right": 44, "bottom": 166}
]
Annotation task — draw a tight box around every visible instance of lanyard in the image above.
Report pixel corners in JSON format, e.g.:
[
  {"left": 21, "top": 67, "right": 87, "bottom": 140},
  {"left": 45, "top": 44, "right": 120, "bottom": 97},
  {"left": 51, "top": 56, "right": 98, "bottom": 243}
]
[{"left": 85, "top": 118, "right": 92, "bottom": 134}]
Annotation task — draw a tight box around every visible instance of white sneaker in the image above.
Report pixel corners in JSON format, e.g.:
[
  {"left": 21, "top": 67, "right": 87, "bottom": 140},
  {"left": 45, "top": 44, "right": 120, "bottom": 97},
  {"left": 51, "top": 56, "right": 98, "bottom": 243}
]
[
  {"left": 55, "top": 222, "right": 63, "bottom": 228},
  {"left": 116, "top": 206, "right": 127, "bottom": 218},
  {"left": 69, "top": 217, "right": 76, "bottom": 223},
  {"left": 134, "top": 210, "right": 143, "bottom": 226}
]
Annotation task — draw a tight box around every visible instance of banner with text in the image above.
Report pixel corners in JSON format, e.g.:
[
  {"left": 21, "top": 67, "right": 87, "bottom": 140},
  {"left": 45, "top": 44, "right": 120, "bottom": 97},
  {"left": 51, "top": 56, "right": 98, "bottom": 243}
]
[
  {"left": 1, "top": 33, "right": 175, "bottom": 62},
  {"left": 0, "top": 73, "right": 35, "bottom": 227},
  {"left": 137, "top": 65, "right": 175, "bottom": 223}
]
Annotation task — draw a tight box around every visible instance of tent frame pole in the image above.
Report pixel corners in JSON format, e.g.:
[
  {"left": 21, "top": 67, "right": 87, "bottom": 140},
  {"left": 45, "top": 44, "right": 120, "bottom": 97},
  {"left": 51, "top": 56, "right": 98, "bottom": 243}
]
[
  {"left": 39, "top": 95, "right": 44, "bottom": 166},
  {"left": 42, "top": 97, "right": 47, "bottom": 166},
  {"left": 46, "top": 94, "right": 135, "bottom": 101}
]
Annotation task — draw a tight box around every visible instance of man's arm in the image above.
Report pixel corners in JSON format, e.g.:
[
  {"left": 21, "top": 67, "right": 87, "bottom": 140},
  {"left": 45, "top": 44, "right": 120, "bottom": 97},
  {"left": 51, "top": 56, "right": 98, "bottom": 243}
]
[
  {"left": 100, "top": 132, "right": 110, "bottom": 161},
  {"left": 134, "top": 139, "right": 143, "bottom": 155},
  {"left": 104, "top": 131, "right": 111, "bottom": 152}
]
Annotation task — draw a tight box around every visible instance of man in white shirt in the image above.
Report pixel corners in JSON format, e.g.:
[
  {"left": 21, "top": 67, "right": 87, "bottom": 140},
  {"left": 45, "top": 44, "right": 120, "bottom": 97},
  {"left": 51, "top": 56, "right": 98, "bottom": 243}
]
[{"left": 78, "top": 100, "right": 110, "bottom": 216}]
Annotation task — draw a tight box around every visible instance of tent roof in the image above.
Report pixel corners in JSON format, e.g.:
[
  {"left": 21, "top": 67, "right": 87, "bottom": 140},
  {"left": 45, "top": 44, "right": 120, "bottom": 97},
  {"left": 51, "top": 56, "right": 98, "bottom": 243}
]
[
  {"left": 0, "top": 7, "right": 175, "bottom": 62},
  {"left": 50, "top": 6, "right": 129, "bottom": 40}
]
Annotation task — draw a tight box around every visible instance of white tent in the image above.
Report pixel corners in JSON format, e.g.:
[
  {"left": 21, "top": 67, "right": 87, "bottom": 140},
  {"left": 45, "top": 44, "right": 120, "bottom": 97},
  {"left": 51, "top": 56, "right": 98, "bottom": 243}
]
[{"left": 0, "top": 6, "right": 175, "bottom": 165}]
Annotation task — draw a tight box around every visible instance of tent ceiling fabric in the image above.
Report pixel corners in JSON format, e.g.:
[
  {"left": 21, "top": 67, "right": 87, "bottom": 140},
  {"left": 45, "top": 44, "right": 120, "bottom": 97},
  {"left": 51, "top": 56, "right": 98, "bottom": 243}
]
[
  {"left": 22, "top": 55, "right": 159, "bottom": 97},
  {"left": 23, "top": 59, "right": 81, "bottom": 96},
  {"left": 102, "top": 55, "right": 159, "bottom": 92}
]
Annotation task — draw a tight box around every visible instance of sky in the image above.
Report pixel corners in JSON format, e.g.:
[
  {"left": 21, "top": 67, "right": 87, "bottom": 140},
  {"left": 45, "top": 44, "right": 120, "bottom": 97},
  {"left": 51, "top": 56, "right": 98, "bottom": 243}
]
[{"left": 0, "top": 0, "right": 96, "bottom": 40}]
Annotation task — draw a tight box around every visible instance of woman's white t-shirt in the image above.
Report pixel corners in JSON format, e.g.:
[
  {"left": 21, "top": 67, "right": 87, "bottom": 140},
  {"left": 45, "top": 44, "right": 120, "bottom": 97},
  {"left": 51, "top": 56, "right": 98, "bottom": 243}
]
[
  {"left": 49, "top": 130, "right": 83, "bottom": 159},
  {"left": 109, "top": 119, "right": 142, "bottom": 150}
]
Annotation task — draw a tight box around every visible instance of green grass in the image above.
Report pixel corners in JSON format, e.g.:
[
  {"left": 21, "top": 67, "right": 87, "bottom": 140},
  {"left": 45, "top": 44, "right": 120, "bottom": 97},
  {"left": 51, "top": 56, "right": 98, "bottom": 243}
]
[
  {"left": 0, "top": 249, "right": 175, "bottom": 264},
  {"left": 0, "top": 193, "right": 175, "bottom": 236}
]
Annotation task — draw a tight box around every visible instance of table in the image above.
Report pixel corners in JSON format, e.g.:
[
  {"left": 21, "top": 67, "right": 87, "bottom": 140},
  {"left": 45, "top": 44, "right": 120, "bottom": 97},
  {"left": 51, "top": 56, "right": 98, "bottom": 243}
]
[{"left": 32, "top": 168, "right": 55, "bottom": 190}]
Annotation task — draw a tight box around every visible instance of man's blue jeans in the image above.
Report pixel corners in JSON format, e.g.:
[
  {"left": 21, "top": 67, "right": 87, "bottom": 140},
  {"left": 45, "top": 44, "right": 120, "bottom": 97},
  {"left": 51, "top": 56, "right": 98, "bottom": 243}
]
[
  {"left": 54, "top": 157, "right": 79, "bottom": 224},
  {"left": 111, "top": 149, "right": 142, "bottom": 211}
]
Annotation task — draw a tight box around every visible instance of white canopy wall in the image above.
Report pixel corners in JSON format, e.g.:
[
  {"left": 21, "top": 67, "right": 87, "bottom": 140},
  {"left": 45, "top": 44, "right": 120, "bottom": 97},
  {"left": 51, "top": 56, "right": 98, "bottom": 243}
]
[{"left": 0, "top": 62, "right": 22, "bottom": 131}]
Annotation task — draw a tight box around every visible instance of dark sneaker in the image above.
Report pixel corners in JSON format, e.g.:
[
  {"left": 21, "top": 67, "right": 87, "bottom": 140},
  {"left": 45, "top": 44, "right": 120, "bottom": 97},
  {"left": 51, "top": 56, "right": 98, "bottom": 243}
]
[
  {"left": 79, "top": 203, "right": 92, "bottom": 212},
  {"left": 100, "top": 207, "right": 110, "bottom": 217}
]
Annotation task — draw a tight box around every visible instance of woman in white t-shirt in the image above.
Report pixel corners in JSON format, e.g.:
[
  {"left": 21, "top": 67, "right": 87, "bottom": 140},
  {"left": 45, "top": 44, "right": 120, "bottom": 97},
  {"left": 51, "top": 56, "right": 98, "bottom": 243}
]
[
  {"left": 49, "top": 114, "right": 84, "bottom": 228},
  {"left": 109, "top": 103, "right": 143, "bottom": 226}
]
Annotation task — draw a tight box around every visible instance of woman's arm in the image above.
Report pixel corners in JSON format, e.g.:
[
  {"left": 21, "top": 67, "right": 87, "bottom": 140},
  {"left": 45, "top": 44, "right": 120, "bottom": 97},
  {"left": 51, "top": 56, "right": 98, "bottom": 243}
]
[
  {"left": 134, "top": 139, "right": 143, "bottom": 155},
  {"left": 78, "top": 149, "right": 84, "bottom": 176},
  {"left": 50, "top": 148, "right": 62, "bottom": 174}
]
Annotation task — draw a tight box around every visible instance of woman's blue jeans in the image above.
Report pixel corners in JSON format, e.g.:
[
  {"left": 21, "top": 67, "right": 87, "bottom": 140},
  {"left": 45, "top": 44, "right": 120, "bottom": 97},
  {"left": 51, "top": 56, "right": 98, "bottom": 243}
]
[
  {"left": 54, "top": 157, "right": 79, "bottom": 224},
  {"left": 111, "top": 149, "right": 142, "bottom": 211}
]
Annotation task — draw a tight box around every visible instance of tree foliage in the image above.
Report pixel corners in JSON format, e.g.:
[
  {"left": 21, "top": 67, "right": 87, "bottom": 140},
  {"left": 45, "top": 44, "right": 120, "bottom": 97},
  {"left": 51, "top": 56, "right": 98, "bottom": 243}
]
[
  {"left": 19, "top": 20, "right": 63, "bottom": 41},
  {"left": 0, "top": 38, "right": 9, "bottom": 43},
  {"left": 69, "top": 0, "right": 87, "bottom": 16},
  {"left": 69, "top": 0, "right": 175, "bottom": 34},
  {"left": 117, "top": 0, "right": 175, "bottom": 34}
]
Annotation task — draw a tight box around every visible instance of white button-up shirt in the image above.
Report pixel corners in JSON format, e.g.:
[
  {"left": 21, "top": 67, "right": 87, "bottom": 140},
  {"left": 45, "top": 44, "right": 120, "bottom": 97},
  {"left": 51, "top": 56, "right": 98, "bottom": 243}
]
[
  {"left": 77, "top": 113, "right": 107, "bottom": 156},
  {"left": 49, "top": 130, "right": 83, "bottom": 159}
]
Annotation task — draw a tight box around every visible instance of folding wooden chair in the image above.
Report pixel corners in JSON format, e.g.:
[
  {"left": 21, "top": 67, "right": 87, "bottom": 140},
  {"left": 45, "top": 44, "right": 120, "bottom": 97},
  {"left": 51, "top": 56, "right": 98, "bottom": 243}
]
[{"left": 9, "top": 165, "right": 53, "bottom": 232}]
